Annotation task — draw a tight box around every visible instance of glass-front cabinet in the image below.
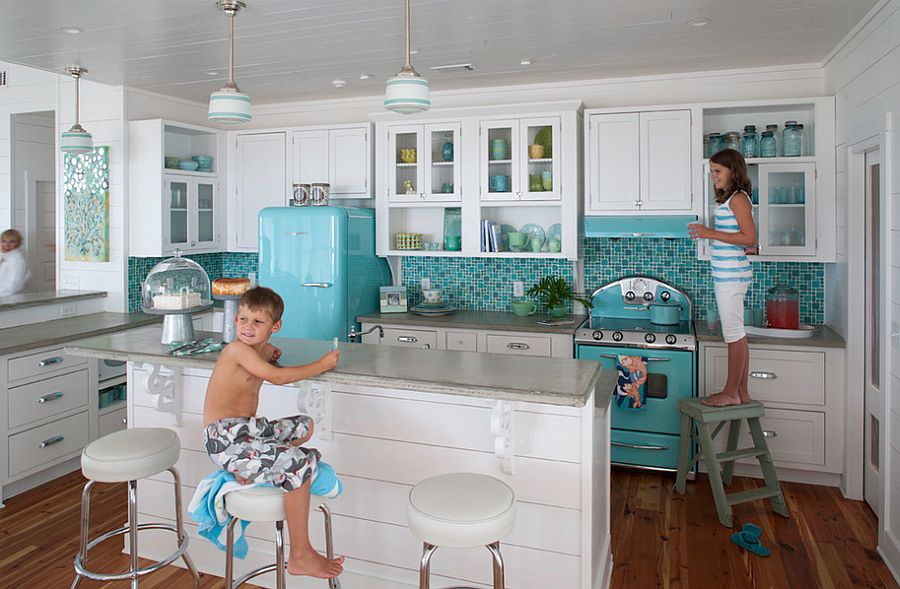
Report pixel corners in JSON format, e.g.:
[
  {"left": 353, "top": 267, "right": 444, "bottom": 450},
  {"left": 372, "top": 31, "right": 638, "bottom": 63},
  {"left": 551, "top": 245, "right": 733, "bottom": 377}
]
[
  {"left": 164, "top": 174, "right": 218, "bottom": 253},
  {"left": 480, "top": 117, "right": 561, "bottom": 202},
  {"left": 757, "top": 163, "right": 816, "bottom": 256},
  {"left": 387, "top": 122, "right": 461, "bottom": 203}
]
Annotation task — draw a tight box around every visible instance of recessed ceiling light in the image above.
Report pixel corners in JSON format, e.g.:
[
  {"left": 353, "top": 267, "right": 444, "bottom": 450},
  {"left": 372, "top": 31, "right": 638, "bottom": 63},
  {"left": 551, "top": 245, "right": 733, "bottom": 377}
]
[
  {"left": 359, "top": 73, "right": 374, "bottom": 80},
  {"left": 59, "top": 26, "right": 83, "bottom": 34},
  {"left": 688, "top": 17, "right": 711, "bottom": 27},
  {"left": 520, "top": 59, "right": 532, "bottom": 66},
  {"left": 332, "top": 79, "right": 348, "bottom": 88},
  {"left": 410, "top": 49, "right": 420, "bottom": 55},
  {"left": 204, "top": 70, "right": 219, "bottom": 76}
]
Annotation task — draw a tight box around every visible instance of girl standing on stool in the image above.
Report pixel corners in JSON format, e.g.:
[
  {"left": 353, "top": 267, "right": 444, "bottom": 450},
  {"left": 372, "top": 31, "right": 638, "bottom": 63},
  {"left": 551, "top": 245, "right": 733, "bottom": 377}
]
[{"left": 688, "top": 149, "right": 757, "bottom": 406}]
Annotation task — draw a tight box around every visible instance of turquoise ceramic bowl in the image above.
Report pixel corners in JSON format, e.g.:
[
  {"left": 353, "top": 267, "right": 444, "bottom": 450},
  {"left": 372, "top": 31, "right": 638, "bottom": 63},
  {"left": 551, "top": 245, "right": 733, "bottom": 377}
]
[
  {"left": 178, "top": 160, "right": 199, "bottom": 171},
  {"left": 192, "top": 155, "right": 213, "bottom": 170},
  {"left": 164, "top": 156, "right": 180, "bottom": 169}
]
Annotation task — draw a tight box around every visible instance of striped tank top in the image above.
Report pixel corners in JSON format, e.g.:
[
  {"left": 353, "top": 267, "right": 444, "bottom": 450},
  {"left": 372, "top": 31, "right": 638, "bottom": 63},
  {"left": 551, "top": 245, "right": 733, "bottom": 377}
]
[{"left": 710, "top": 191, "right": 752, "bottom": 284}]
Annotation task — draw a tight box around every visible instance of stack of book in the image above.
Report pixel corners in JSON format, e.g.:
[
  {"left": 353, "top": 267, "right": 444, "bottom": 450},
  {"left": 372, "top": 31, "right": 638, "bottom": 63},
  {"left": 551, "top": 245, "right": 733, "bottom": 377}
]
[{"left": 480, "top": 220, "right": 501, "bottom": 252}]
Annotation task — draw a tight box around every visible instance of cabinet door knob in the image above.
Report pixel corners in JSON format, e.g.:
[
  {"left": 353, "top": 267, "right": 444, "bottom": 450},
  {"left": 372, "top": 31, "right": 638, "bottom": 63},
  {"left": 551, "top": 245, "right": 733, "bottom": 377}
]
[{"left": 422, "top": 343, "right": 431, "bottom": 349}]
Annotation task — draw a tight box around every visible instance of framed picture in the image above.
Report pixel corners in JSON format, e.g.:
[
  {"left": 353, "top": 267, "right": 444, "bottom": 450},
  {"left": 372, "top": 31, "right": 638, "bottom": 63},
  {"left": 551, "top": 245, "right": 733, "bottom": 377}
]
[{"left": 380, "top": 286, "right": 408, "bottom": 313}]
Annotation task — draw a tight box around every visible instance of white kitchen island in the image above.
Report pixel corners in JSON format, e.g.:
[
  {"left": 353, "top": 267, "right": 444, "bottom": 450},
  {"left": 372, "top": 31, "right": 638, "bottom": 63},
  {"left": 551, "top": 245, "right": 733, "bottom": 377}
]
[{"left": 66, "top": 326, "right": 614, "bottom": 589}]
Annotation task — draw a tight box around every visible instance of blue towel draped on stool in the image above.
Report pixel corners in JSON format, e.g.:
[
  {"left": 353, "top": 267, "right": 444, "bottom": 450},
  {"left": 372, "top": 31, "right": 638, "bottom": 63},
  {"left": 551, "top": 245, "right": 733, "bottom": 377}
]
[{"left": 188, "top": 461, "right": 343, "bottom": 558}]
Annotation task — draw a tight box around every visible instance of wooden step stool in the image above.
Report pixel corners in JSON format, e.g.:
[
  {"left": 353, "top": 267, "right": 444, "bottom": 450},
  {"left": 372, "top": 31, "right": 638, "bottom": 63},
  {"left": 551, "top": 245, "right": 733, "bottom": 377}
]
[{"left": 674, "top": 398, "right": 790, "bottom": 527}]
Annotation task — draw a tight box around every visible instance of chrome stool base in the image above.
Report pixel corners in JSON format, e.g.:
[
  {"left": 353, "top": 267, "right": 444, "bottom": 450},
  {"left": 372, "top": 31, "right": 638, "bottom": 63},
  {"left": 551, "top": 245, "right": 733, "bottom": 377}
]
[
  {"left": 225, "top": 503, "right": 341, "bottom": 589},
  {"left": 418, "top": 541, "right": 506, "bottom": 589},
  {"left": 70, "top": 467, "right": 200, "bottom": 589}
]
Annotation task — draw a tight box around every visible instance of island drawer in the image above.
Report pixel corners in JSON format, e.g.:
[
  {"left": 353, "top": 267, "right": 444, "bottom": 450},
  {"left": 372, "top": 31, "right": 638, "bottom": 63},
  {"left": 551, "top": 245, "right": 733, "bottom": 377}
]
[
  {"left": 704, "top": 346, "right": 825, "bottom": 406},
  {"left": 486, "top": 334, "right": 552, "bottom": 357},
  {"left": 380, "top": 327, "right": 438, "bottom": 349},
  {"left": 445, "top": 330, "right": 477, "bottom": 352},
  {"left": 8, "top": 369, "right": 90, "bottom": 430},
  {"left": 7, "top": 347, "right": 88, "bottom": 384},
  {"left": 8, "top": 411, "right": 90, "bottom": 477}
]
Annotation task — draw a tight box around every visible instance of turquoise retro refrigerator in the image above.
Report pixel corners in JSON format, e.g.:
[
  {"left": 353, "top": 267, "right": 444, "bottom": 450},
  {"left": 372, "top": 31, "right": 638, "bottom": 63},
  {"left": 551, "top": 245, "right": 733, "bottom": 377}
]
[{"left": 258, "top": 206, "right": 391, "bottom": 341}]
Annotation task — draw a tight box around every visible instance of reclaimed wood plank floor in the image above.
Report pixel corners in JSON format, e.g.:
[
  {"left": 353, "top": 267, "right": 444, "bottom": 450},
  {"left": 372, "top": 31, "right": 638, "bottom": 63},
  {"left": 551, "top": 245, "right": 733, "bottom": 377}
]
[{"left": 0, "top": 469, "right": 896, "bottom": 588}]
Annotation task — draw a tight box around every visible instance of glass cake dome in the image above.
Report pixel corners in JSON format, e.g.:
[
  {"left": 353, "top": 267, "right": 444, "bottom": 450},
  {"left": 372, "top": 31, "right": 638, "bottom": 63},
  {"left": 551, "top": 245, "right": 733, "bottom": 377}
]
[{"left": 141, "top": 253, "right": 212, "bottom": 314}]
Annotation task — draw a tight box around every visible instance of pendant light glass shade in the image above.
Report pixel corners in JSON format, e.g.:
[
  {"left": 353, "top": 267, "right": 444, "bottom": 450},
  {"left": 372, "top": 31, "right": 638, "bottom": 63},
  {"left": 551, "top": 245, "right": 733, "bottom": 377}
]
[
  {"left": 209, "top": 0, "right": 251, "bottom": 123},
  {"left": 385, "top": 0, "right": 430, "bottom": 114},
  {"left": 61, "top": 66, "right": 94, "bottom": 154}
]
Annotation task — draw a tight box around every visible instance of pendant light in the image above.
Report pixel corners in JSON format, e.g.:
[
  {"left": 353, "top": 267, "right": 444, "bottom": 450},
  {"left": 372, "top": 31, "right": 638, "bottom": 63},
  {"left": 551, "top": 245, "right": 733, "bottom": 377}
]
[
  {"left": 208, "top": 0, "right": 251, "bottom": 123},
  {"left": 60, "top": 65, "right": 94, "bottom": 154},
  {"left": 384, "top": 0, "right": 430, "bottom": 114}
]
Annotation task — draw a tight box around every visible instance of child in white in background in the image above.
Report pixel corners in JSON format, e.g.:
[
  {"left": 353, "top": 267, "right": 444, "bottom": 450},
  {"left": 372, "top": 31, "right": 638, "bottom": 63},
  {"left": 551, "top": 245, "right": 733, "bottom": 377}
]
[
  {"left": 0, "top": 229, "right": 31, "bottom": 296},
  {"left": 688, "top": 149, "right": 757, "bottom": 407}
]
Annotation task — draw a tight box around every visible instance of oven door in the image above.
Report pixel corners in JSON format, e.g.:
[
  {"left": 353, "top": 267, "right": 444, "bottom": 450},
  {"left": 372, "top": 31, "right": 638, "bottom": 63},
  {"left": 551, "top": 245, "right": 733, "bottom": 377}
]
[{"left": 576, "top": 345, "right": 696, "bottom": 435}]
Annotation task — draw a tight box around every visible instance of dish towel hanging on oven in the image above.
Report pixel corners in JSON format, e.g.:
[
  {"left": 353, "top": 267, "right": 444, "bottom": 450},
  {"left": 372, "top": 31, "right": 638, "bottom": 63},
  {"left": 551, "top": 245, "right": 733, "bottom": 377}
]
[{"left": 615, "top": 355, "right": 648, "bottom": 410}]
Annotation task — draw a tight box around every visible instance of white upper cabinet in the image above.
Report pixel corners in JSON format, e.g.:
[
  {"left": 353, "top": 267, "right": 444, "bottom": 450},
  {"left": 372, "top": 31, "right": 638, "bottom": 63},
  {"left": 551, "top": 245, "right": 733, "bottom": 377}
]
[
  {"left": 292, "top": 125, "right": 371, "bottom": 198},
  {"left": 232, "top": 132, "right": 288, "bottom": 250},
  {"left": 586, "top": 109, "right": 692, "bottom": 214},
  {"left": 479, "top": 117, "right": 561, "bottom": 202},
  {"left": 128, "top": 119, "right": 223, "bottom": 256}
]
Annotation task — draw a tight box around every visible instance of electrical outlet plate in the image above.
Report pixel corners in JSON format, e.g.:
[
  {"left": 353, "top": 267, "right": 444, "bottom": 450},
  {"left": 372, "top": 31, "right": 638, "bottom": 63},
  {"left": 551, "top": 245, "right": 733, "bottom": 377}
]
[
  {"left": 63, "top": 276, "right": 80, "bottom": 290},
  {"left": 60, "top": 303, "right": 77, "bottom": 317},
  {"left": 513, "top": 281, "right": 524, "bottom": 297},
  {"left": 421, "top": 278, "right": 431, "bottom": 290}
]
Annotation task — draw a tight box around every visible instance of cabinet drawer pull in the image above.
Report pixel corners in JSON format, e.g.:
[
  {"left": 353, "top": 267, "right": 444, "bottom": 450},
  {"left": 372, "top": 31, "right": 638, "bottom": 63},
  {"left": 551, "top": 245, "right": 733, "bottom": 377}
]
[
  {"left": 611, "top": 441, "right": 669, "bottom": 451},
  {"left": 39, "top": 435, "right": 65, "bottom": 448},
  {"left": 38, "top": 356, "right": 64, "bottom": 367},
  {"left": 750, "top": 371, "right": 778, "bottom": 380},
  {"left": 301, "top": 282, "right": 332, "bottom": 288},
  {"left": 507, "top": 342, "right": 531, "bottom": 350},
  {"left": 397, "top": 336, "right": 418, "bottom": 343},
  {"left": 763, "top": 430, "right": 777, "bottom": 438},
  {"left": 38, "top": 391, "right": 65, "bottom": 404}
]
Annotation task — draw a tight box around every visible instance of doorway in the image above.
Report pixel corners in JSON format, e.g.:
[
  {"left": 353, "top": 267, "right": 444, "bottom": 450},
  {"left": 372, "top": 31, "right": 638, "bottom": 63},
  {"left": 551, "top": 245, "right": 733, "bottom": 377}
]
[
  {"left": 864, "top": 148, "right": 883, "bottom": 516},
  {"left": 11, "top": 111, "right": 56, "bottom": 292}
]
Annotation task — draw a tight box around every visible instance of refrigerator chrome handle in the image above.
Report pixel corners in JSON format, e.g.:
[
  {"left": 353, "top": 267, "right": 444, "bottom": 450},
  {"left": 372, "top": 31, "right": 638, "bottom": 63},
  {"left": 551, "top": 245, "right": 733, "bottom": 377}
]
[{"left": 301, "top": 282, "right": 332, "bottom": 288}]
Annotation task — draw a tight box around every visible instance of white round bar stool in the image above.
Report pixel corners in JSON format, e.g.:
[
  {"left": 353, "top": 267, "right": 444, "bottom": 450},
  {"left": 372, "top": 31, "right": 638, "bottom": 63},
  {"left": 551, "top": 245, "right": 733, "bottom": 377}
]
[
  {"left": 70, "top": 427, "right": 200, "bottom": 589},
  {"left": 224, "top": 486, "right": 340, "bottom": 589},
  {"left": 407, "top": 473, "right": 516, "bottom": 589}
]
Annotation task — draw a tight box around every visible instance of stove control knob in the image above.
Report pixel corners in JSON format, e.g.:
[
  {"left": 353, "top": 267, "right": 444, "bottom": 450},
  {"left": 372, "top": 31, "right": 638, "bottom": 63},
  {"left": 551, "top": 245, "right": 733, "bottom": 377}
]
[
  {"left": 592, "top": 330, "right": 603, "bottom": 341},
  {"left": 643, "top": 291, "right": 654, "bottom": 301},
  {"left": 660, "top": 290, "right": 671, "bottom": 301},
  {"left": 645, "top": 333, "right": 656, "bottom": 344},
  {"left": 625, "top": 291, "right": 636, "bottom": 301},
  {"left": 612, "top": 331, "right": 624, "bottom": 342},
  {"left": 665, "top": 334, "right": 677, "bottom": 345}
]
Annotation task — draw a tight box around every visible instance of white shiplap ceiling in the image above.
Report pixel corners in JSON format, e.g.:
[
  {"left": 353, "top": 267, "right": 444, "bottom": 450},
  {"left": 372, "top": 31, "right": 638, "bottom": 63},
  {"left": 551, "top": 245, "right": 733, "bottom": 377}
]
[{"left": 0, "top": 0, "right": 877, "bottom": 104}]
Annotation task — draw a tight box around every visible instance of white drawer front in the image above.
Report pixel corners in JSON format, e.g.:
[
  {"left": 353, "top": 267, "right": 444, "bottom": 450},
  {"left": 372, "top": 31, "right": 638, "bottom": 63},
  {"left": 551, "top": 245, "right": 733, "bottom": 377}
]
[
  {"left": 8, "top": 347, "right": 88, "bottom": 384},
  {"left": 712, "top": 408, "right": 825, "bottom": 467},
  {"left": 381, "top": 328, "right": 438, "bottom": 349},
  {"left": 445, "top": 330, "right": 477, "bottom": 352},
  {"left": 8, "top": 369, "right": 90, "bottom": 429},
  {"left": 99, "top": 408, "right": 128, "bottom": 438},
  {"left": 704, "top": 347, "right": 825, "bottom": 406},
  {"left": 486, "top": 334, "right": 552, "bottom": 357},
  {"left": 8, "top": 411, "right": 90, "bottom": 477}
]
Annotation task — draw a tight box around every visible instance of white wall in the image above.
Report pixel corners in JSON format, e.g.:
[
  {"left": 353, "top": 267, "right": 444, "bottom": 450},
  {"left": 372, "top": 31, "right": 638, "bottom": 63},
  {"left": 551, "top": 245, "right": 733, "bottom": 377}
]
[{"left": 824, "top": 0, "right": 900, "bottom": 576}]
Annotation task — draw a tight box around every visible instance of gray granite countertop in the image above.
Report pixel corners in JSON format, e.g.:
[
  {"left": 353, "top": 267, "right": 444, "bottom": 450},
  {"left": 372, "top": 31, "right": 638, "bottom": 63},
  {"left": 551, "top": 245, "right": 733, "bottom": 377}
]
[
  {"left": 358, "top": 309, "right": 582, "bottom": 335},
  {"left": 0, "top": 312, "right": 161, "bottom": 356},
  {"left": 0, "top": 290, "right": 107, "bottom": 311},
  {"left": 65, "top": 326, "right": 614, "bottom": 410},
  {"left": 695, "top": 322, "right": 845, "bottom": 348}
]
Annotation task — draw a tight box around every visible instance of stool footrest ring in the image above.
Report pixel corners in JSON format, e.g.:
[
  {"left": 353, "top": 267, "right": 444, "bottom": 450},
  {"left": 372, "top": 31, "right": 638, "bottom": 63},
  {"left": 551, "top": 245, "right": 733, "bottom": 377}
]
[{"left": 73, "top": 522, "right": 189, "bottom": 581}]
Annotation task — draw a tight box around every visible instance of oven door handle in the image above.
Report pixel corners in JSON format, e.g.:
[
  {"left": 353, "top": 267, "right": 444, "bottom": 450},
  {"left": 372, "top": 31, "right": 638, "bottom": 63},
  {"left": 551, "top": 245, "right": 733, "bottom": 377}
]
[
  {"left": 599, "top": 354, "right": 670, "bottom": 362},
  {"left": 611, "top": 441, "right": 670, "bottom": 451}
]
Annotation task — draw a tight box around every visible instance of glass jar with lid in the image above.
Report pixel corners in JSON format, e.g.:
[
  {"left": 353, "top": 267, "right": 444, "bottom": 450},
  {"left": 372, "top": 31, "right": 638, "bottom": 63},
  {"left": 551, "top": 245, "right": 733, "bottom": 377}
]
[
  {"left": 760, "top": 131, "right": 777, "bottom": 157},
  {"left": 141, "top": 252, "right": 213, "bottom": 343},
  {"left": 706, "top": 133, "right": 724, "bottom": 157},
  {"left": 740, "top": 125, "right": 759, "bottom": 158},
  {"left": 765, "top": 284, "right": 800, "bottom": 329},
  {"left": 723, "top": 131, "right": 741, "bottom": 152},
  {"left": 782, "top": 121, "right": 802, "bottom": 157}
]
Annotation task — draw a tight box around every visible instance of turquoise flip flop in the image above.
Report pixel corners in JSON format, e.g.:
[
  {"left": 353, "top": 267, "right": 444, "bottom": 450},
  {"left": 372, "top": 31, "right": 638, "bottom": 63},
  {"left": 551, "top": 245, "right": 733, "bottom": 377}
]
[{"left": 731, "top": 523, "right": 770, "bottom": 557}]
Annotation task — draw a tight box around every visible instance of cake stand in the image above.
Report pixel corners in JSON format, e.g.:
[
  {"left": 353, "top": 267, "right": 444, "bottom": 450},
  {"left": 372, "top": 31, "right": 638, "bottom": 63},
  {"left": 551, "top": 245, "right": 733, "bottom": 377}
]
[
  {"left": 143, "top": 302, "right": 214, "bottom": 345},
  {"left": 213, "top": 294, "right": 243, "bottom": 343}
]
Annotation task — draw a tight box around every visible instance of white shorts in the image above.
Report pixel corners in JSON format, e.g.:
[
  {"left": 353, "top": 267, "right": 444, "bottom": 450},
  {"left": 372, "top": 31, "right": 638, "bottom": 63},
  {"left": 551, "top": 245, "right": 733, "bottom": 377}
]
[{"left": 714, "top": 281, "right": 750, "bottom": 343}]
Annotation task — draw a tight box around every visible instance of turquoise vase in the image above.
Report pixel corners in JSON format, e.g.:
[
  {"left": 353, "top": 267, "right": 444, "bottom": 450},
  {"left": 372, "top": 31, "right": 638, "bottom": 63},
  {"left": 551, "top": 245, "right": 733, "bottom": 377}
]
[{"left": 442, "top": 141, "right": 454, "bottom": 162}]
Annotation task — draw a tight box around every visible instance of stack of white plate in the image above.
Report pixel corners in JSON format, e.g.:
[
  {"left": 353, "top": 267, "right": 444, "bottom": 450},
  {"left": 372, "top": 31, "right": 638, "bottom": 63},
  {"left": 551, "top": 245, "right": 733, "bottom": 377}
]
[{"left": 410, "top": 302, "right": 456, "bottom": 316}]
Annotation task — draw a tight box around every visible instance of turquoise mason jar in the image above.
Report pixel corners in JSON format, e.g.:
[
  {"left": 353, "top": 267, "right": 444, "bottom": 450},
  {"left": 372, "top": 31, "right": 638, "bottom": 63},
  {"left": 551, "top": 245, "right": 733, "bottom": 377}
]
[
  {"left": 741, "top": 125, "right": 759, "bottom": 158},
  {"left": 760, "top": 131, "right": 777, "bottom": 157},
  {"left": 706, "top": 133, "right": 723, "bottom": 157},
  {"left": 782, "top": 121, "right": 802, "bottom": 157},
  {"left": 723, "top": 131, "right": 741, "bottom": 152}
]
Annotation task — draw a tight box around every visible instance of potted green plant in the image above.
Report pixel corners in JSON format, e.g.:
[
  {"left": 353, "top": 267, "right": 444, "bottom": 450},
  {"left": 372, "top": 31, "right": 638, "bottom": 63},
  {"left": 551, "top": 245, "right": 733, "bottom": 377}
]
[{"left": 526, "top": 276, "right": 592, "bottom": 317}]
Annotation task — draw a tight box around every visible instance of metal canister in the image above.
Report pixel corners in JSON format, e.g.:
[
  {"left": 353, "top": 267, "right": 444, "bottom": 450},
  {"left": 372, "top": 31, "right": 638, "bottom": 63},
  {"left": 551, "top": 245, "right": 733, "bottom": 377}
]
[
  {"left": 292, "top": 183, "right": 310, "bottom": 206},
  {"left": 310, "top": 182, "right": 330, "bottom": 206}
]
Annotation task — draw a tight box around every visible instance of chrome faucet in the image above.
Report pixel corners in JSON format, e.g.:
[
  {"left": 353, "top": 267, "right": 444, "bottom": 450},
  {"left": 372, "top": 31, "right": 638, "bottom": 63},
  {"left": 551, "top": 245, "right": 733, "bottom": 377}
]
[{"left": 347, "top": 324, "right": 383, "bottom": 342}]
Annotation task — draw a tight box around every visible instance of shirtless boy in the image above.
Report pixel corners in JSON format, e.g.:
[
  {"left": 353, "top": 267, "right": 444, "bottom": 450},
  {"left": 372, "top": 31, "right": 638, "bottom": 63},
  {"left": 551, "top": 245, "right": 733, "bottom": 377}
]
[{"left": 203, "top": 286, "right": 343, "bottom": 579}]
